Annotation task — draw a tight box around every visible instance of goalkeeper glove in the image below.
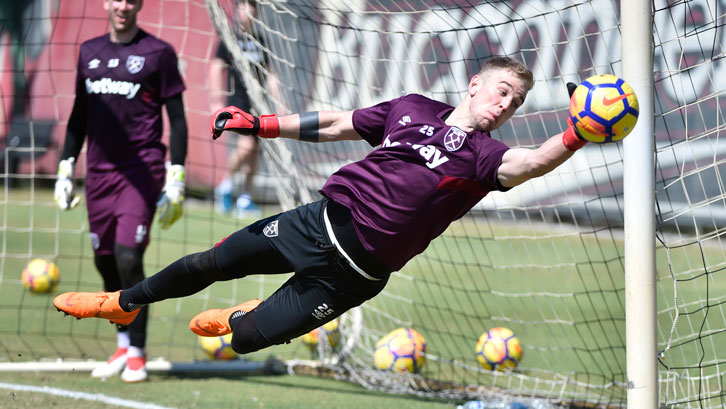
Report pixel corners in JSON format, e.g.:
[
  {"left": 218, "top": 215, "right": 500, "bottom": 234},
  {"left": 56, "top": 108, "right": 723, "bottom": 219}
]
[
  {"left": 54, "top": 158, "right": 81, "bottom": 210},
  {"left": 210, "top": 106, "right": 279, "bottom": 140},
  {"left": 562, "top": 82, "right": 588, "bottom": 151},
  {"left": 156, "top": 164, "right": 185, "bottom": 230}
]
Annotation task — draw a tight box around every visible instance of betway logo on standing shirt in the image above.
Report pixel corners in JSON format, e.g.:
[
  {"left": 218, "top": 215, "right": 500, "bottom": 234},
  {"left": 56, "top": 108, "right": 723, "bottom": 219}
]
[{"left": 85, "top": 77, "right": 141, "bottom": 100}]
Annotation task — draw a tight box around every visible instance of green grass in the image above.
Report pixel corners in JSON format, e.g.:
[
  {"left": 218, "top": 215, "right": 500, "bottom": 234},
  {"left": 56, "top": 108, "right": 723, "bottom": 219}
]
[
  {"left": 0, "top": 187, "right": 455, "bottom": 408},
  {"left": 0, "top": 371, "right": 453, "bottom": 409},
  {"left": 1, "top": 186, "right": 725, "bottom": 407}
]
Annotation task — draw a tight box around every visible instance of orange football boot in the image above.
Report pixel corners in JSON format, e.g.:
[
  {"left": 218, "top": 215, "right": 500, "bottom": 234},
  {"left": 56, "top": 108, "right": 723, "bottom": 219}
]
[
  {"left": 53, "top": 291, "right": 139, "bottom": 326},
  {"left": 190, "top": 298, "right": 263, "bottom": 337}
]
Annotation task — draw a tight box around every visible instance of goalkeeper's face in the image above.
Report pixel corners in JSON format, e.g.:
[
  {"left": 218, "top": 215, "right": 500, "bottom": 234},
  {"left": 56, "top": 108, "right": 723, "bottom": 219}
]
[
  {"left": 105, "top": 0, "right": 142, "bottom": 34},
  {"left": 468, "top": 68, "right": 527, "bottom": 132}
]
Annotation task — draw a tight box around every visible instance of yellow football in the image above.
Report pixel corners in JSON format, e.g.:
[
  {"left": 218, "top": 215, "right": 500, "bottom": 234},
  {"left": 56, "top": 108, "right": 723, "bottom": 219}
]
[
  {"left": 374, "top": 328, "right": 426, "bottom": 373},
  {"left": 569, "top": 74, "right": 639, "bottom": 143},
  {"left": 475, "top": 327, "right": 523, "bottom": 371},
  {"left": 21, "top": 258, "right": 60, "bottom": 293}
]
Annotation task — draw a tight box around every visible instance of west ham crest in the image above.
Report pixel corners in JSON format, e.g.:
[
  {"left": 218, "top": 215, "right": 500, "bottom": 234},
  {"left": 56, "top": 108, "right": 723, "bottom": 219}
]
[
  {"left": 263, "top": 220, "right": 279, "bottom": 237},
  {"left": 89, "top": 232, "right": 100, "bottom": 250},
  {"left": 126, "top": 55, "right": 145, "bottom": 74},
  {"left": 443, "top": 126, "right": 467, "bottom": 151}
]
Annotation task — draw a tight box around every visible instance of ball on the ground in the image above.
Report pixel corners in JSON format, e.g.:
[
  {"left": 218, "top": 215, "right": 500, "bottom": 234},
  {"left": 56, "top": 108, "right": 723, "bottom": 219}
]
[
  {"left": 21, "top": 258, "right": 60, "bottom": 293},
  {"left": 301, "top": 318, "right": 341, "bottom": 351},
  {"left": 374, "top": 327, "right": 426, "bottom": 373},
  {"left": 569, "top": 73, "right": 639, "bottom": 143},
  {"left": 475, "top": 327, "right": 523, "bottom": 371},
  {"left": 198, "top": 334, "right": 237, "bottom": 360}
]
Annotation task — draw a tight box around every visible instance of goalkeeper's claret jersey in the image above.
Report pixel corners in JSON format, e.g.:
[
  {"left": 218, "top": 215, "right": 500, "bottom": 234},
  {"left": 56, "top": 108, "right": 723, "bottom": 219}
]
[
  {"left": 320, "top": 94, "right": 511, "bottom": 272},
  {"left": 75, "top": 30, "right": 186, "bottom": 172}
]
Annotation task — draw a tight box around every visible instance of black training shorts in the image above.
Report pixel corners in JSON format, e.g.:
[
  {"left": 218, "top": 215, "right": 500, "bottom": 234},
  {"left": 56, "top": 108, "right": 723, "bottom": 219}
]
[{"left": 214, "top": 198, "right": 389, "bottom": 345}]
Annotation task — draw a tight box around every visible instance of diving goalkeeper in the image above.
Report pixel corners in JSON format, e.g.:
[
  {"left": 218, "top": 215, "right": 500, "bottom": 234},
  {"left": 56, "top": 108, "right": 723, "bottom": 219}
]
[{"left": 54, "top": 56, "right": 588, "bottom": 356}]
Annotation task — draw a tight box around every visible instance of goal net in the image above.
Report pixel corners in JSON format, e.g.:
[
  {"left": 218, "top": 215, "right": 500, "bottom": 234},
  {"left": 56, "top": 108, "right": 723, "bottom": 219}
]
[{"left": 1, "top": 0, "right": 725, "bottom": 408}]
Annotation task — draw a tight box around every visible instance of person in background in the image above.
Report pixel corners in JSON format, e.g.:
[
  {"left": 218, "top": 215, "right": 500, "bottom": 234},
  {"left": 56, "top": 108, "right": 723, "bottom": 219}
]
[
  {"left": 210, "top": 0, "right": 282, "bottom": 218},
  {"left": 53, "top": 0, "right": 188, "bottom": 382}
]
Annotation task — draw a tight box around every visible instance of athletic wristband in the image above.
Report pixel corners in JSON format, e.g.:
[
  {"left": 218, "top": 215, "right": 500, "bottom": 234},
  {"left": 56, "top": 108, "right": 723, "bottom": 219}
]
[
  {"left": 562, "top": 126, "right": 587, "bottom": 151},
  {"left": 298, "top": 111, "right": 319, "bottom": 142},
  {"left": 258, "top": 114, "right": 280, "bottom": 139}
]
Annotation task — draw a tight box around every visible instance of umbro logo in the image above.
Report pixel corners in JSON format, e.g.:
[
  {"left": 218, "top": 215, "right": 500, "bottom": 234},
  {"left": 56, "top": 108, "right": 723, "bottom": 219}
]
[
  {"left": 398, "top": 115, "right": 411, "bottom": 126},
  {"left": 263, "top": 220, "right": 278, "bottom": 237}
]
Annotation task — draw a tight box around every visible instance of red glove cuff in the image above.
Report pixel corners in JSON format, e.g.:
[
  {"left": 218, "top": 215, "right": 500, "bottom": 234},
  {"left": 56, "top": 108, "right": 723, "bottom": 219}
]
[
  {"left": 259, "top": 114, "right": 280, "bottom": 139},
  {"left": 562, "top": 126, "right": 587, "bottom": 151}
]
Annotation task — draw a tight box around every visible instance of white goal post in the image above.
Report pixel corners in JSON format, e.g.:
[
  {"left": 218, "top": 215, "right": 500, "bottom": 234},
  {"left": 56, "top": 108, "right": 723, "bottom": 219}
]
[{"left": 622, "top": 0, "right": 657, "bottom": 408}]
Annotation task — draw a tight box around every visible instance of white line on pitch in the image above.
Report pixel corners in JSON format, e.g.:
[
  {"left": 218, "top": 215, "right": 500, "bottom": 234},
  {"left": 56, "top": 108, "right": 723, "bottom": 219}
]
[{"left": 0, "top": 382, "right": 176, "bottom": 409}]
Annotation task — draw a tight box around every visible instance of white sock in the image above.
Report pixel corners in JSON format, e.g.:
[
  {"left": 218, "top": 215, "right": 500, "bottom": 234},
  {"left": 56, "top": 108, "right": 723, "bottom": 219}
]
[
  {"left": 217, "top": 178, "right": 233, "bottom": 193},
  {"left": 117, "top": 331, "right": 130, "bottom": 349},
  {"left": 236, "top": 193, "right": 252, "bottom": 208},
  {"left": 127, "top": 346, "right": 145, "bottom": 358}
]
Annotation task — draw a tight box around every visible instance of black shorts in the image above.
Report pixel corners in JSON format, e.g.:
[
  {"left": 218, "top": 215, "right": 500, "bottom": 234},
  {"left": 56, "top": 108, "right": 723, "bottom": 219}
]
[{"left": 214, "top": 198, "right": 390, "bottom": 345}]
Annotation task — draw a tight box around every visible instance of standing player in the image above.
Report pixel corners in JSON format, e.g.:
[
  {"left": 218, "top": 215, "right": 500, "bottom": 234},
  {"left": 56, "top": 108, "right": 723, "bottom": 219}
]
[
  {"left": 210, "top": 0, "right": 282, "bottom": 218},
  {"left": 53, "top": 0, "right": 188, "bottom": 383},
  {"left": 55, "top": 57, "right": 589, "bottom": 357}
]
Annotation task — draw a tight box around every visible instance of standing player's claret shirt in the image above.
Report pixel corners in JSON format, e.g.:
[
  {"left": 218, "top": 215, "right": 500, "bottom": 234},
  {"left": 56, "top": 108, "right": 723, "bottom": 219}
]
[{"left": 77, "top": 30, "right": 185, "bottom": 173}]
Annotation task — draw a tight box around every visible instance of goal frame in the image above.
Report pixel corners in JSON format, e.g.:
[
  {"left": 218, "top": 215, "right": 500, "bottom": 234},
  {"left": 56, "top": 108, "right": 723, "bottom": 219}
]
[{"left": 622, "top": 0, "right": 657, "bottom": 407}]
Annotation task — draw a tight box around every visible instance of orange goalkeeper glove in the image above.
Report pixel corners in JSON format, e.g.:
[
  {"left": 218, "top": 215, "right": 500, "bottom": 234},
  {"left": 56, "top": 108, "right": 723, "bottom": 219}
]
[
  {"left": 562, "top": 82, "right": 588, "bottom": 151},
  {"left": 210, "top": 106, "right": 279, "bottom": 140}
]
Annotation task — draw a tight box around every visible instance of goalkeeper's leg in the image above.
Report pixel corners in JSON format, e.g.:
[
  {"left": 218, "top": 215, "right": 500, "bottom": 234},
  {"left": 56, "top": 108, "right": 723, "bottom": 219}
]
[
  {"left": 118, "top": 217, "right": 295, "bottom": 311},
  {"left": 116, "top": 251, "right": 217, "bottom": 313},
  {"left": 54, "top": 214, "right": 293, "bottom": 322},
  {"left": 228, "top": 261, "right": 389, "bottom": 354},
  {"left": 182, "top": 199, "right": 391, "bottom": 354}
]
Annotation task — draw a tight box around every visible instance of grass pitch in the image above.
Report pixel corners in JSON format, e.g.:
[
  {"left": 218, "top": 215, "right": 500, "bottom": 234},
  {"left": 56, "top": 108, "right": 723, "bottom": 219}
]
[{"left": 1, "top": 186, "right": 724, "bottom": 407}]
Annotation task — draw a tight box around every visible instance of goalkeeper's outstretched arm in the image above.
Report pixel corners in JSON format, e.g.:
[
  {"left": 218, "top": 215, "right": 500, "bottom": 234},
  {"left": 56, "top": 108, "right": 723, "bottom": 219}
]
[
  {"left": 496, "top": 132, "right": 576, "bottom": 188},
  {"left": 210, "top": 106, "right": 361, "bottom": 142},
  {"left": 278, "top": 110, "right": 361, "bottom": 142},
  {"left": 496, "top": 81, "right": 586, "bottom": 188}
]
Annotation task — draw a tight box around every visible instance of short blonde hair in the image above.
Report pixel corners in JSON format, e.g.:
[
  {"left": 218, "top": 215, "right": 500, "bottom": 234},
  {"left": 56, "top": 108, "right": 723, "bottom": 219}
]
[{"left": 478, "top": 56, "right": 534, "bottom": 91}]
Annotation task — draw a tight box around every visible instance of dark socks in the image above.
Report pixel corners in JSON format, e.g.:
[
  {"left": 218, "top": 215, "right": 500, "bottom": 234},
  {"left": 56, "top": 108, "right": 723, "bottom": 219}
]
[
  {"left": 228, "top": 309, "right": 248, "bottom": 327},
  {"left": 118, "top": 249, "right": 224, "bottom": 311}
]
